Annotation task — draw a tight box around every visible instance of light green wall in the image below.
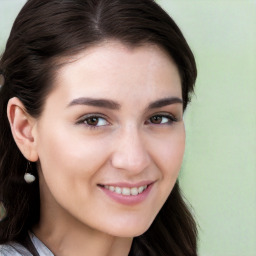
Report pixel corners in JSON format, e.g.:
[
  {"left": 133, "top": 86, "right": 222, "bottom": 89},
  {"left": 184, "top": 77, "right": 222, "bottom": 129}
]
[
  {"left": 0, "top": 0, "right": 27, "bottom": 52},
  {"left": 1, "top": 1, "right": 255, "bottom": 255}
]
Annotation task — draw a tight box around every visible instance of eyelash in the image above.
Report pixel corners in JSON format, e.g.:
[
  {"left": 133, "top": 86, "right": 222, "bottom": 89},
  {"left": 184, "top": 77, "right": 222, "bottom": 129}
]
[{"left": 76, "top": 113, "right": 178, "bottom": 130}]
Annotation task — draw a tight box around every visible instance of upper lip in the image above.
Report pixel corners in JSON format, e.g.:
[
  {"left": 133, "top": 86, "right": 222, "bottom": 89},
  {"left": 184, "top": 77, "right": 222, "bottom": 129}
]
[{"left": 98, "top": 180, "right": 155, "bottom": 188}]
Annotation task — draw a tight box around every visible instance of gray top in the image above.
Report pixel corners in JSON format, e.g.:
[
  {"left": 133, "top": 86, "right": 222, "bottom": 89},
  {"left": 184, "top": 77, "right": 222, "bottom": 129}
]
[{"left": 0, "top": 233, "right": 54, "bottom": 256}]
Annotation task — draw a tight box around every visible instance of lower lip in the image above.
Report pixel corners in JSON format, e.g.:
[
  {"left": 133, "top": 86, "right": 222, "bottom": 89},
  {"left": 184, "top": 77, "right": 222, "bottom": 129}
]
[{"left": 99, "top": 184, "right": 153, "bottom": 206}]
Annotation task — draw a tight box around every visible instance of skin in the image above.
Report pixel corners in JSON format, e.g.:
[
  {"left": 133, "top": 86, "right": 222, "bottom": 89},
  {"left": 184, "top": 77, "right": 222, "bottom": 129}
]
[{"left": 8, "top": 41, "right": 185, "bottom": 256}]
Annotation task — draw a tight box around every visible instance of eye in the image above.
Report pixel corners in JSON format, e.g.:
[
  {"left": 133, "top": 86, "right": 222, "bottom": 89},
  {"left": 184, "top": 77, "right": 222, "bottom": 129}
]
[
  {"left": 147, "top": 114, "right": 177, "bottom": 125},
  {"left": 77, "top": 115, "right": 109, "bottom": 128}
]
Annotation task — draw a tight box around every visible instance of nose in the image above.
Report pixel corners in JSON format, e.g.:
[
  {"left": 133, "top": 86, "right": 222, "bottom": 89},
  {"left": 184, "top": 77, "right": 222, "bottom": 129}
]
[{"left": 110, "top": 127, "right": 150, "bottom": 174}]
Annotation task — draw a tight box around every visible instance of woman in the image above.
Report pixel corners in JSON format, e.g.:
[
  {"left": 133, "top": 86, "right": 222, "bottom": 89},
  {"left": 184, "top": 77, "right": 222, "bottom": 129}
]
[{"left": 0, "top": 0, "right": 197, "bottom": 255}]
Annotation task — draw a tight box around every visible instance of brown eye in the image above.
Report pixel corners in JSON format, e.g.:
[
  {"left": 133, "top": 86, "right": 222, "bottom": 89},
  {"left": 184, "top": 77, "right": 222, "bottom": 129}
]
[
  {"left": 147, "top": 114, "right": 177, "bottom": 125},
  {"left": 86, "top": 117, "right": 99, "bottom": 126},
  {"left": 150, "top": 116, "right": 163, "bottom": 124},
  {"left": 80, "top": 116, "right": 109, "bottom": 127}
]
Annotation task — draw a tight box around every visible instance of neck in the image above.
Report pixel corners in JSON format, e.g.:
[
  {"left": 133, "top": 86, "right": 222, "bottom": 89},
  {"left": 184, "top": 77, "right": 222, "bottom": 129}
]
[{"left": 33, "top": 214, "right": 132, "bottom": 256}]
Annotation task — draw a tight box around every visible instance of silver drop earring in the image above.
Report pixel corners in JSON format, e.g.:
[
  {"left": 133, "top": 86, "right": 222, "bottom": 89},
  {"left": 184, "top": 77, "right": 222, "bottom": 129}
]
[{"left": 24, "top": 162, "right": 36, "bottom": 183}]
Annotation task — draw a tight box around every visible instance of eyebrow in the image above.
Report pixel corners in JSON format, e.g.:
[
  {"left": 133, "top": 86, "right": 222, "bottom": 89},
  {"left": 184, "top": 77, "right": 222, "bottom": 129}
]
[
  {"left": 67, "top": 97, "right": 121, "bottom": 110},
  {"left": 67, "top": 96, "right": 183, "bottom": 110},
  {"left": 147, "top": 97, "right": 183, "bottom": 109}
]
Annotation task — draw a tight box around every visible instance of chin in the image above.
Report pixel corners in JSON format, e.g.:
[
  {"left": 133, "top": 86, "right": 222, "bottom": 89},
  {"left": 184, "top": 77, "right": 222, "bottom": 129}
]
[
  {"left": 103, "top": 219, "right": 154, "bottom": 238},
  {"left": 107, "top": 228, "right": 148, "bottom": 238}
]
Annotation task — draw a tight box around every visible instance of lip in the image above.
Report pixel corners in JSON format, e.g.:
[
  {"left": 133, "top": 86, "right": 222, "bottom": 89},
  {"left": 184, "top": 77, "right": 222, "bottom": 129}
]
[{"left": 98, "top": 181, "right": 154, "bottom": 206}]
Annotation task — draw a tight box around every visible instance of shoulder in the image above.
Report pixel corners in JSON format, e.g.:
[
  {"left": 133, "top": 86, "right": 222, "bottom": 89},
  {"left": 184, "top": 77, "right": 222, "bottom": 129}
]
[
  {"left": 0, "top": 242, "right": 32, "bottom": 256},
  {"left": 0, "top": 233, "right": 53, "bottom": 256},
  {"left": 29, "top": 233, "right": 53, "bottom": 256}
]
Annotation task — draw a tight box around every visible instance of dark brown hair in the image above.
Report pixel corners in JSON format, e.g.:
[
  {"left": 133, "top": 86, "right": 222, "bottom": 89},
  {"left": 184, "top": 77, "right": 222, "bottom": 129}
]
[{"left": 0, "top": 0, "right": 197, "bottom": 255}]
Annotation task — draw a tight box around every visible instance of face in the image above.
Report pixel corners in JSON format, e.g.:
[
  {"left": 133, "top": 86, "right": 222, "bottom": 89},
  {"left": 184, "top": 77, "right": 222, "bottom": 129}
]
[{"left": 33, "top": 41, "right": 185, "bottom": 237}]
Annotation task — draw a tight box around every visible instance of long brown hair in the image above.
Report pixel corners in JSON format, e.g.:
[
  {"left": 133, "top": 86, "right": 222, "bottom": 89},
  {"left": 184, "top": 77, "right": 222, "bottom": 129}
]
[{"left": 0, "top": 0, "right": 197, "bottom": 255}]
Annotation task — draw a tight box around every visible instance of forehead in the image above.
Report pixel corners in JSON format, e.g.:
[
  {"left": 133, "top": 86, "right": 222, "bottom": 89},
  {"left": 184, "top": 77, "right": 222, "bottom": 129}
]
[{"left": 48, "top": 41, "right": 182, "bottom": 107}]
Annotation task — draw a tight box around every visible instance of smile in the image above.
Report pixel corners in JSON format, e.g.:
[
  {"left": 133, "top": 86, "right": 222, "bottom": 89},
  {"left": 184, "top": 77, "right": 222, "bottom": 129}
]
[
  {"left": 98, "top": 182, "right": 154, "bottom": 206},
  {"left": 103, "top": 185, "right": 148, "bottom": 196}
]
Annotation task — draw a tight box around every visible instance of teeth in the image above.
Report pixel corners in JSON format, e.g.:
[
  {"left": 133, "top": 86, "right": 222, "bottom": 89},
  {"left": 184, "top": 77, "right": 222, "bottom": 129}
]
[
  {"left": 109, "top": 186, "right": 115, "bottom": 192},
  {"left": 115, "top": 187, "right": 122, "bottom": 194},
  {"left": 104, "top": 185, "right": 148, "bottom": 196},
  {"left": 122, "top": 188, "right": 131, "bottom": 195},
  {"left": 139, "top": 186, "right": 146, "bottom": 193},
  {"left": 131, "top": 187, "right": 138, "bottom": 196}
]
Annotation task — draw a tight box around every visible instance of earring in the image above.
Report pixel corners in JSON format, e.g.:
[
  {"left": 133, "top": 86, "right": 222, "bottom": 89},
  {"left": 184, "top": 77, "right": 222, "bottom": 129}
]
[{"left": 24, "top": 162, "right": 36, "bottom": 183}]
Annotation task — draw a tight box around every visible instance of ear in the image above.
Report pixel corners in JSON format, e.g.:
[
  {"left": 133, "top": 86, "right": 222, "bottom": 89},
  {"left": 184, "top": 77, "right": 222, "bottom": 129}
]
[{"left": 7, "top": 97, "right": 39, "bottom": 162}]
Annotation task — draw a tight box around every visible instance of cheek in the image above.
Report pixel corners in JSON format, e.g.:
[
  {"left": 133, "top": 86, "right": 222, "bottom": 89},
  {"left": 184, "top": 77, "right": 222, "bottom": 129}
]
[
  {"left": 152, "top": 126, "right": 185, "bottom": 172},
  {"left": 163, "top": 134, "right": 185, "bottom": 172},
  {"left": 35, "top": 125, "right": 110, "bottom": 197},
  {"left": 150, "top": 125, "right": 185, "bottom": 195}
]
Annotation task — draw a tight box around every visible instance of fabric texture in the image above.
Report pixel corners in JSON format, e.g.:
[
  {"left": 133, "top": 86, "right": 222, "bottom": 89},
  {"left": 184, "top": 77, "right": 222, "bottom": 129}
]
[{"left": 0, "top": 232, "right": 54, "bottom": 256}]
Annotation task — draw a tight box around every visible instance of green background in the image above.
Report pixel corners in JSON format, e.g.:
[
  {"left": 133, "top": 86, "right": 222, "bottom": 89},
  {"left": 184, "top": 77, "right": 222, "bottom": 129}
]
[{"left": 1, "top": 1, "right": 255, "bottom": 255}]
